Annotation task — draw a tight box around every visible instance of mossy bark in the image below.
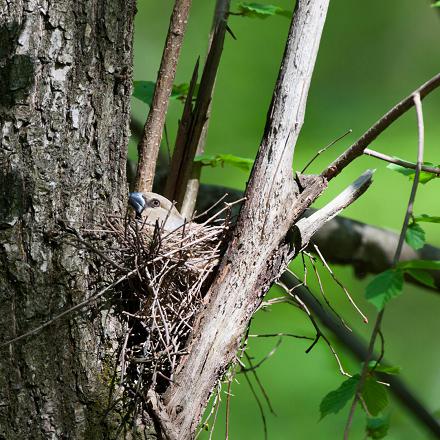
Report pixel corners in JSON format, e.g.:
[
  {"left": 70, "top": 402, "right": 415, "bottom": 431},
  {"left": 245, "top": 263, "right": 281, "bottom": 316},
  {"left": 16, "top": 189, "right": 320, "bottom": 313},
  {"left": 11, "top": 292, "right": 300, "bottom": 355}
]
[{"left": 0, "top": 1, "right": 138, "bottom": 438}]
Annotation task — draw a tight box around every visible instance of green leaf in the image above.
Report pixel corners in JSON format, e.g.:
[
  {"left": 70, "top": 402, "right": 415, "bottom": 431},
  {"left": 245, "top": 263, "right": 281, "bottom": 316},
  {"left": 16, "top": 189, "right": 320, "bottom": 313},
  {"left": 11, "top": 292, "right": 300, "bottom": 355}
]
[
  {"left": 386, "top": 162, "right": 438, "bottom": 184},
  {"left": 406, "top": 269, "right": 436, "bottom": 288},
  {"left": 368, "top": 361, "right": 401, "bottom": 375},
  {"left": 133, "top": 81, "right": 194, "bottom": 106},
  {"left": 366, "top": 416, "right": 390, "bottom": 439},
  {"left": 362, "top": 377, "right": 389, "bottom": 416},
  {"left": 236, "top": 2, "right": 291, "bottom": 19},
  {"left": 397, "top": 259, "right": 440, "bottom": 271},
  {"left": 365, "top": 269, "right": 404, "bottom": 310},
  {"left": 319, "top": 375, "right": 360, "bottom": 419},
  {"left": 405, "top": 223, "right": 426, "bottom": 250},
  {"left": 431, "top": 1, "right": 440, "bottom": 7},
  {"left": 194, "top": 153, "right": 254, "bottom": 172},
  {"left": 413, "top": 214, "right": 440, "bottom": 224}
]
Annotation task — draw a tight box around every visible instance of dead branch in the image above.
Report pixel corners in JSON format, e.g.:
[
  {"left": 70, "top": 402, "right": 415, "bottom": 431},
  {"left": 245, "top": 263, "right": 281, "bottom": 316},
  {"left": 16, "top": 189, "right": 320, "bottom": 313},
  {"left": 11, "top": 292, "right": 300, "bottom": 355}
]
[
  {"left": 165, "top": 8, "right": 229, "bottom": 214},
  {"left": 135, "top": 0, "right": 192, "bottom": 193},
  {"left": 294, "top": 169, "right": 374, "bottom": 249},
  {"left": 321, "top": 72, "right": 440, "bottom": 181},
  {"left": 160, "top": 2, "right": 331, "bottom": 437},
  {"left": 180, "top": 0, "right": 232, "bottom": 218}
]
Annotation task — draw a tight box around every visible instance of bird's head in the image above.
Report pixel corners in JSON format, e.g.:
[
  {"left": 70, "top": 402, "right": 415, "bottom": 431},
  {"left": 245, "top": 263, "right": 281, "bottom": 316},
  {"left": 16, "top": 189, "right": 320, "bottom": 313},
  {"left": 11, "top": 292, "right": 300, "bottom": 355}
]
[{"left": 128, "top": 192, "right": 186, "bottom": 231}]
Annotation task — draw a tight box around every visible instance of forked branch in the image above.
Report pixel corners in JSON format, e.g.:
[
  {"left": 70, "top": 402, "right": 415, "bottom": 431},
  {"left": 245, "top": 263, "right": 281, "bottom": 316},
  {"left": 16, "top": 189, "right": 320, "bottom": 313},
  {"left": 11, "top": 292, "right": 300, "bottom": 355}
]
[{"left": 159, "top": 1, "right": 331, "bottom": 438}]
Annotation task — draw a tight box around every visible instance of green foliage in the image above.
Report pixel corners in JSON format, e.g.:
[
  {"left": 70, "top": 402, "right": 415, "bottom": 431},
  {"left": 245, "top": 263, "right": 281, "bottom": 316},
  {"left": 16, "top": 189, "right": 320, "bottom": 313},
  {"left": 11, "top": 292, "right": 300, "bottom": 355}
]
[
  {"left": 431, "top": 0, "right": 440, "bottom": 7},
  {"left": 405, "top": 222, "right": 426, "bottom": 250},
  {"left": 366, "top": 416, "right": 390, "bottom": 439},
  {"left": 362, "top": 377, "right": 389, "bottom": 416},
  {"left": 194, "top": 153, "right": 254, "bottom": 171},
  {"left": 396, "top": 259, "right": 440, "bottom": 270},
  {"left": 365, "top": 269, "right": 404, "bottom": 310},
  {"left": 413, "top": 214, "right": 440, "bottom": 223},
  {"left": 405, "top": 269, "right": 436, "bottom": 288},
  {"left": 319, "top": 375, "right": 360, "bottom": 419},
  {"left": 132, "top": 81, "right": 194, "bottom": 106},
  {"left": 386, "top": 162, "right": 439, "bottom": 184},
  {"left": 368, "top": 362, "right": 401, "bottom": 375},
  {"left": 236, "top": 2, "right": 291, "bottom": 19}
]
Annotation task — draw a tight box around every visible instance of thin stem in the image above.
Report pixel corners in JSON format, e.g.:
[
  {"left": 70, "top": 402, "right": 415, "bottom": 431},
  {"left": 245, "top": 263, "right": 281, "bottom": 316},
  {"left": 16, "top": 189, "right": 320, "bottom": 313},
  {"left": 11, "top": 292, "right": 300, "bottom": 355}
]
[
  {"left": 363, "top": 148, "right": 440, "bottom": 175},
  {"left": 343, "top": 93, "right": 425, "bottom": 440},
  {"left": 301, "top": 129, "right": 352, "bottom": 173}
]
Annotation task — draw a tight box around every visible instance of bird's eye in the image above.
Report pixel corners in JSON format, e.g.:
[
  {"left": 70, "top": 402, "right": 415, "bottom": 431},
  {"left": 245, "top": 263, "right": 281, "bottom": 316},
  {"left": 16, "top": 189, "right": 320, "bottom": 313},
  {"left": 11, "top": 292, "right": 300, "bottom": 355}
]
[{"left": 151, "top": 198, "right": 160, "bottom": 208}]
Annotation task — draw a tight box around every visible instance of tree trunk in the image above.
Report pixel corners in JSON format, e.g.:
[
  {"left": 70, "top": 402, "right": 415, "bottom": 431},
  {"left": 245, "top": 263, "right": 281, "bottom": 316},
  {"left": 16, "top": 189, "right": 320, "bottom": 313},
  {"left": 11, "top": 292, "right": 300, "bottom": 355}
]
[{"left": 0, "top": 1, "right": 136, "bottom": 438}]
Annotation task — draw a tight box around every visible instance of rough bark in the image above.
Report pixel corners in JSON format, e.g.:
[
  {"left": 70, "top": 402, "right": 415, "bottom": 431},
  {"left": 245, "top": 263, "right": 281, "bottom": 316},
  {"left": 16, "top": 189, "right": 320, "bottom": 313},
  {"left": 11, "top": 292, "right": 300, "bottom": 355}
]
[
  {"left": 0, "top": 1, "right": 135, "bottom": 438},
  {"left": 159, "top": 1, "right": 330, "bottom": 438}
]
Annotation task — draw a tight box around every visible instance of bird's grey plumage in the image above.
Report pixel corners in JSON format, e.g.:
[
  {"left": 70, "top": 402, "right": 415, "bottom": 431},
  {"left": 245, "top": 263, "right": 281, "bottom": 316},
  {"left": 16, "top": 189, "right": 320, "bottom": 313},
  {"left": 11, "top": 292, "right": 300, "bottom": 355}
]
[{"left": 128, "top": 192, "right": 186, "bottom": 232}]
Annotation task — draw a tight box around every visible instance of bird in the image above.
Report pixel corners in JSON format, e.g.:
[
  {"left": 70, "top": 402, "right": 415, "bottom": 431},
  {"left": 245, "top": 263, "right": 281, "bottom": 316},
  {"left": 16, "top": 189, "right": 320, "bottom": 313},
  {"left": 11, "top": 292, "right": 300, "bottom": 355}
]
[{"left": 128, "top": 192, "right": 187, "bottom": 232}]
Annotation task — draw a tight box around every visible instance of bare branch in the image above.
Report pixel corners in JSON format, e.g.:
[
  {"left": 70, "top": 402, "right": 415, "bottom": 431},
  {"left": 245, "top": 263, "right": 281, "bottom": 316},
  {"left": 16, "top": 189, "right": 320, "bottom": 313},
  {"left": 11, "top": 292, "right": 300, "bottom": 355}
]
[
  {"left": 294, "top": 169, "right": 374, "bottom": 248},
  {"left": 321, "top": 72, "right": 440, "bottom": 181},
  {"left": 135, "top": 0, "right": 192, "bottom": 193}
]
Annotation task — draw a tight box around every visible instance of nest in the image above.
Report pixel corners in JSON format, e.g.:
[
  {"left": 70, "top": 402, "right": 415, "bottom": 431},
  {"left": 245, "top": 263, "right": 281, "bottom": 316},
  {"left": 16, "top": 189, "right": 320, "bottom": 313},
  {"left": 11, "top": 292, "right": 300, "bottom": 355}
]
[{"left": 104, "top": 203, "right": 232, "bottom": 398}]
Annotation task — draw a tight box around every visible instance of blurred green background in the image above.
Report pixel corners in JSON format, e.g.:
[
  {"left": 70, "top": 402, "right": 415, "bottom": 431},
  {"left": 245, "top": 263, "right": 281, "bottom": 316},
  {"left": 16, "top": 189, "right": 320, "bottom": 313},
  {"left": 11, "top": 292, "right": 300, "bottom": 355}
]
[{"left": 130, "top": 1, "right": 440, "bottom": 438}]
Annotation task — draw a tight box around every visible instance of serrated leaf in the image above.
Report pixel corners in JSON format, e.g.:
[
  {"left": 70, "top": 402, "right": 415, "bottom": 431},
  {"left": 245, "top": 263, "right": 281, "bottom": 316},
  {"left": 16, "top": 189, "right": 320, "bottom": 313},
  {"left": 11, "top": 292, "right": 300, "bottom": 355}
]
[
  {"left": 366, "top": 416, "right": 390, "bottom": 439},
  {"left": 133, "top": 81, "right": 194, "bottom": 106},
  {"left": 368, "top": 361, "right": 401, "bottom": 375},
  {"left": 362, "top": 377, "right": 389, "bottom": 416},
  {"left": 365, "top": 269, "right": 404, "bottom": 310},
  {"left": 386, "top": 162, "right": 438, "bottom": 184},
  {"left": 397, "top": 260, "right": 440, "bottom": 271},
  {"left": 319, "top": 375, "right": 360, "bottom": 419},
  {"left": 237, "top": 2, "right": 291, "bottom": 19},
  {"left": 405, "top": 223, "right": 426, "bottom": 250},
  {"left": 413, "top": 214, "right": 440, "bottom": 224},
  {"left": 406, "top": 269, "right": 436, "bottom": 288},
  {"left": 194, "top": 153, "right": 254, "bottom": 172}
]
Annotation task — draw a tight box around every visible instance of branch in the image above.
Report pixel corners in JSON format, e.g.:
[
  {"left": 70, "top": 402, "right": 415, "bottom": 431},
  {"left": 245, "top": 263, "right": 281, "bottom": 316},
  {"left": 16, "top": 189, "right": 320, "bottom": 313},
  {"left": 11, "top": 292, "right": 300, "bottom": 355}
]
[
  {"left": 279, "top": 272, "right": 440, "bottom": 439},
  {"left": 294, "top": 169, "right": 374, "bottom": 249},
  {"left": 180, "top": 0, "right": 232, "bottom": 218},
  {"left": 134, "top": 0, "right": 192, "bottom": 193},
  {"left": 363, "top": 148, "right": 440, "bottom": 175},
  {"left": 161, "top": 2, "right": 330, "bottom": 437},
  {"left": 321, "top": 72, "right": 440, "bottom": 181}
]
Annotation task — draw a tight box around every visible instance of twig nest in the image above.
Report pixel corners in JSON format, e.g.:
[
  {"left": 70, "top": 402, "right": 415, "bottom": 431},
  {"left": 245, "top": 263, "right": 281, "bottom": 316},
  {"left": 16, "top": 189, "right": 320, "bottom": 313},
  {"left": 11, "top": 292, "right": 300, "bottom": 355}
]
[{"left": 105, "top": 201, "right": 232, "bottom": 394}]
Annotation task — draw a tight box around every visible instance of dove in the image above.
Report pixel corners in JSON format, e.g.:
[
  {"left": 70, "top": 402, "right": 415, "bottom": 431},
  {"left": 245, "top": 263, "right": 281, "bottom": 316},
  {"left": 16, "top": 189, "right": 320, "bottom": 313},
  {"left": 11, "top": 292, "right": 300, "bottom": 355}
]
[{"left": 128, "top": 192, "right": 187, "bottom": 232}]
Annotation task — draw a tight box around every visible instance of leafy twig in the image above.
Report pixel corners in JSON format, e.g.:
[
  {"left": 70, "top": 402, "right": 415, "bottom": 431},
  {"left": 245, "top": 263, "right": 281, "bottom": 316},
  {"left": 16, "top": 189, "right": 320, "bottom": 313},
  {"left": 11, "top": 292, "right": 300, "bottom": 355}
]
[{"left": 343, "top": 92, "right": 425, "bottom": 440}]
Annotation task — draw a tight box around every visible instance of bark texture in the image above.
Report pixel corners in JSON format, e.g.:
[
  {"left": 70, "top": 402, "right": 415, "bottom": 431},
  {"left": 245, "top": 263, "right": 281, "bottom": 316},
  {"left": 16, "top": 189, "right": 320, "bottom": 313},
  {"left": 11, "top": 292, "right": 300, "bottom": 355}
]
[
  {"left": 159, "top": 1, "right": 330, "bottom": 438},
  {"left": 0, "top": 1, "right": 135, "bottom": 438}
]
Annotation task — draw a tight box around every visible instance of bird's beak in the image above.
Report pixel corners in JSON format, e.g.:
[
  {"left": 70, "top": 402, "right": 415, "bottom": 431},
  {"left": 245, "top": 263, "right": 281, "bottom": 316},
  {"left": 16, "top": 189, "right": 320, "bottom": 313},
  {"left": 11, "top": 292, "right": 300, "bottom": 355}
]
[{"left": 128, "top": 192, "right": 146, "bottom": 218}]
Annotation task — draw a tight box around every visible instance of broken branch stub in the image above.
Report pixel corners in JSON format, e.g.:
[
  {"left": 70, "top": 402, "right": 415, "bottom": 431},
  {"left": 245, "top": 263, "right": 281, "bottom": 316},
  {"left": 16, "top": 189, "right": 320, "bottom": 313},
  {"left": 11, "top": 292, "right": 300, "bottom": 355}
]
[{"left": 160, "top": 1, "right": 331, "bottom": 438}]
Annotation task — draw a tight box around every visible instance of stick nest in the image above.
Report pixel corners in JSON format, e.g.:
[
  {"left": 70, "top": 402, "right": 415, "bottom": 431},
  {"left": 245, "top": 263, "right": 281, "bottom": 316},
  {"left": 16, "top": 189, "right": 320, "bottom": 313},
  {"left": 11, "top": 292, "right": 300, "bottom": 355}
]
[{"left": 105, "top": 206, "right": 232, "bottom": 395}]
